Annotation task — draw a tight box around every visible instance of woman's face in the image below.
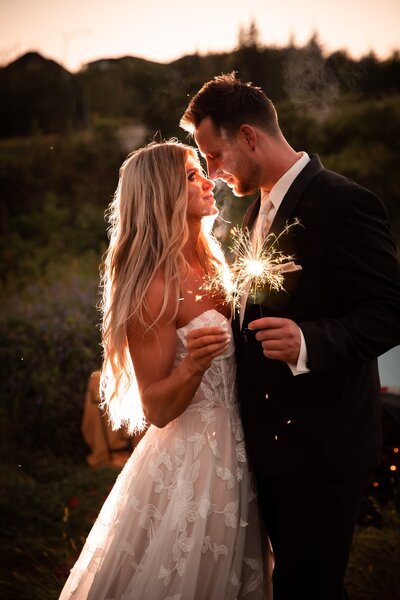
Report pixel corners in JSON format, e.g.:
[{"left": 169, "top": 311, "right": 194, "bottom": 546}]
[{"left": 185, "top": 153, "right": 217, "bottom": 220}]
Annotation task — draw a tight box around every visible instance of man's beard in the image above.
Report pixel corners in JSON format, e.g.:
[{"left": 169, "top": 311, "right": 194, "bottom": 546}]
[{"left": 232, "top": 161, "right": 261, "bottom": 197}]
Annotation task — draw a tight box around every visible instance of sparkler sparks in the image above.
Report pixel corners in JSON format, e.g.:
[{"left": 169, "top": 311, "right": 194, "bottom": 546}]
[{"left": 205, "top": 220, "right": 302, "bottom": 316}]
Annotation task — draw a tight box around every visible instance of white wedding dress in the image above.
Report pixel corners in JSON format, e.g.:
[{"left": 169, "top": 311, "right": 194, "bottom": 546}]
[{"left": 59, "top": 309, "right": 272, "bottom": 600}]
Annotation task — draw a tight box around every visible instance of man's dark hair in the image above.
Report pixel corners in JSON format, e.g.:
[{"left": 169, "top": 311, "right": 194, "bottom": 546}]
[{"left": 180, "top": 72, "right": 280, "bottom": 137}]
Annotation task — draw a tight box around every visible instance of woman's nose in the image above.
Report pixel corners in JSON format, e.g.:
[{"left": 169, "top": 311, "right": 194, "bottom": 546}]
[{"left": 203, "top": 177, "right": 215, "bottom": 191}]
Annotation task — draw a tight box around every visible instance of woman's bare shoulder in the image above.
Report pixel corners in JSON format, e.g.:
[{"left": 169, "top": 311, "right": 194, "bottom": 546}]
[
  {"left": 129, "top": 269, "right": 176, "bottom": 331},
  {"left": 147, "top": 269, "right": 167, "bottom": 298}
]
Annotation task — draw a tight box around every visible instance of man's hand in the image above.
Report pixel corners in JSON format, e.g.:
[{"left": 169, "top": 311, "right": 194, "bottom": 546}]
[{"left": 248, "top": 317, "right": 301, "bottom": 364}]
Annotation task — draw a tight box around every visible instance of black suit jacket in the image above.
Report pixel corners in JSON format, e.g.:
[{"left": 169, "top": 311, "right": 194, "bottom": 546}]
[{"left": 235, "top": 155, "right": 400, "bottom": 481}]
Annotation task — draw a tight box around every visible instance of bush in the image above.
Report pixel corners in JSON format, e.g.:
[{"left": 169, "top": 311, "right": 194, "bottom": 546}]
[{"left": 0, "top": 274, "right": 101, "bottom": 462}]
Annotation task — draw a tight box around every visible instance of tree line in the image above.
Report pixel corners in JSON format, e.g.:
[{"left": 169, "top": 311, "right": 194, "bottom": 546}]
[{"left": 0, "top": 33, "right": 399, "bottom": 139}]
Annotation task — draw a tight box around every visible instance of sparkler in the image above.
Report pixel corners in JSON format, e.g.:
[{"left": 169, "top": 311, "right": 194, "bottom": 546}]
[{"left": 204, "top": 220, "right": 302, "bottom": 316}]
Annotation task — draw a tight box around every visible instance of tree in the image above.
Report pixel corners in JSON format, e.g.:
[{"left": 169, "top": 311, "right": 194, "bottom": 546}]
[
  {"left": 235, "top": 20, "right": 263, "bottom": 82},
  {"left": 237, "top": 20, "right": 261, "bottom": 51}
]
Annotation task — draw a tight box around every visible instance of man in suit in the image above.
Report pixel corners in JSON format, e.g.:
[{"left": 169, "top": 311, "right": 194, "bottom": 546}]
[{"left": 180, "top": 73, "right": 400, "bottom": 599}]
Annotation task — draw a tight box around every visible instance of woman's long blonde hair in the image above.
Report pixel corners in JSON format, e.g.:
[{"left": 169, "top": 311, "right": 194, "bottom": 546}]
[{"left": 100, "top": 140, "right": 222, "bottom": 433}]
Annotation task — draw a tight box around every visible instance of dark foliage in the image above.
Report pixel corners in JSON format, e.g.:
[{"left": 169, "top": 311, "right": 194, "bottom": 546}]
[
  {"left": 1, "top": 40, "right": 400, "bottom": 140},
  {"left": 0, "top": 276, "right": 101, "bottom": 462}
]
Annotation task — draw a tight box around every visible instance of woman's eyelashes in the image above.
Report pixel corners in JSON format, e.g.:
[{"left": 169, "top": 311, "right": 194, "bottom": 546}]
[{"left": 187, "top": 169, "right": 199, "bottom": 182}]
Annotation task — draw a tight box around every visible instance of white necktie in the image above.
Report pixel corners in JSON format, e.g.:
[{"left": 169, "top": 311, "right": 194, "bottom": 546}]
[{"left": 254, "top": 193, "right": 273, "bottom": 251}]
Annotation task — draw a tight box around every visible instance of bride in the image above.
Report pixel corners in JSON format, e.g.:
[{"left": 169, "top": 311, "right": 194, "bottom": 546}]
[{"left": 59, "top": 140, "right": 272, "bottom": 599}]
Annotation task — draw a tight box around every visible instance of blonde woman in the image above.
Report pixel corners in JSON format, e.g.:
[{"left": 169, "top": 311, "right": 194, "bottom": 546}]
[{"left": 59, "top": 141, "right": 271, "bottom": 600}]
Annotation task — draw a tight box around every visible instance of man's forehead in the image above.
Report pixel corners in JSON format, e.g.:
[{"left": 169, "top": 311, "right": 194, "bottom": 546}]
[
  {"left": 195, "top": 117, "right": 217, "bottom": 140},
  {"left": 195, "top": 118, "right": 227, "bottom": 153}
]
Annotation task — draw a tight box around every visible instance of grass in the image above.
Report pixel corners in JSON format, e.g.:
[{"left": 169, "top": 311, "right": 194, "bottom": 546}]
[
  {"left": 0, "top": 454, "right": 119, "bottom": 600},
  {"left": 346, "top": 507, "right": 400, "bottom": 600}
]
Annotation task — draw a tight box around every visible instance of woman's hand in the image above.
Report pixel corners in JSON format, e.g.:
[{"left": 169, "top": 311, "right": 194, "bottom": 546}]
[{"left": 185, "top": 325, "right": 231, "bottom": 375}]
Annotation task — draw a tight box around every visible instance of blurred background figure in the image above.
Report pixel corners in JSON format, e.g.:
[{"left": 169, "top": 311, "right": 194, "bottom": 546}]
[{"left": 81, "top": 371, "right": 146, "bottom": 468}]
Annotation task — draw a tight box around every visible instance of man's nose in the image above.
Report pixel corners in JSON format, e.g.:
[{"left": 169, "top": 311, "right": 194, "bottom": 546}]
[{"left": 206, "top": 160, "right": 223, "bottom": 181}]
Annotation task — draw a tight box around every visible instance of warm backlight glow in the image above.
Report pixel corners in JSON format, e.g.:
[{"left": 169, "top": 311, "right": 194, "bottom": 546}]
[{"left": 2, "top": 0, "right": 399, "bottom": 73}]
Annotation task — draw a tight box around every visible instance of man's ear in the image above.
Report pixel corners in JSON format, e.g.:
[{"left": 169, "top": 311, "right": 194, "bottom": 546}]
[{"left": 239, "top": 125, "right": 257, "bottom": 150}]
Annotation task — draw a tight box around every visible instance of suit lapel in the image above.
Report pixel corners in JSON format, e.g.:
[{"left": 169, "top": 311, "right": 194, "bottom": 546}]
[
  {"left": 241, "top": 156, "right": 323, "bottom": 236},
  {"left": 242, "top": 194, "right": 261, "bottom": 231},
  {"left": 268, "top": 155, "right": 324, "bottom": 237}
]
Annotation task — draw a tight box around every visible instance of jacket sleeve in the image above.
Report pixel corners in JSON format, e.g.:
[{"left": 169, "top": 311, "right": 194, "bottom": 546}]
[{"left": 300, "top": 183, "right": 400, "bottom": 374}]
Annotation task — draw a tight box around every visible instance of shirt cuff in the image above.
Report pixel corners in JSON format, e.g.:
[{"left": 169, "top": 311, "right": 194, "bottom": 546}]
[{"left": 288, "top": 328, "right": 310, "bottom": 376}]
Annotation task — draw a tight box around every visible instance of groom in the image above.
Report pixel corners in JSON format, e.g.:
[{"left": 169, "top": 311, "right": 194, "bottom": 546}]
[{"left": 180, "top": 73, "right": 400, "bottom": 599}]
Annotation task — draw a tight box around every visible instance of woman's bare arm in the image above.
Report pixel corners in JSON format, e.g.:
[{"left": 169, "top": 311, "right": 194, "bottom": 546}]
[{"left": 127, "top": 274, "right": 230, "bottom": 428}]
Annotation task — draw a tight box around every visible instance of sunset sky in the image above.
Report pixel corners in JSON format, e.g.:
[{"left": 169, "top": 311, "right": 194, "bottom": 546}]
[{"left": 1, "top": 0, "right": 399, "bottom": 72}]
